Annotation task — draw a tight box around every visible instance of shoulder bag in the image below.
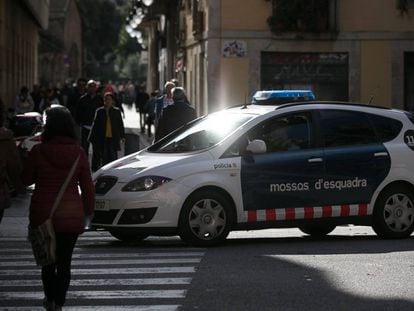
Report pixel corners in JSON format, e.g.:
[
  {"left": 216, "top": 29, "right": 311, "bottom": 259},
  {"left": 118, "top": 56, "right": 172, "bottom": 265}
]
[{"left": 27, "top": 154, "right": 80, "bottom": 267}]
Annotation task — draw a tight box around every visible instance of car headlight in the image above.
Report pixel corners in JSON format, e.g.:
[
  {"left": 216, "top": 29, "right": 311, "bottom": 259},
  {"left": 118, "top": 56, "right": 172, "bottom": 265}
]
[{"left": 122, "top": 176, "right": 172, "bottom": 192}]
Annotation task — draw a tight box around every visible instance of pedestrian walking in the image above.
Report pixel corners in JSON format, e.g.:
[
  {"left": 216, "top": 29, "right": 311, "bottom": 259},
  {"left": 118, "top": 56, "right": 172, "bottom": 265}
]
[
  {"left": 154, "top": 81, "right": 175, "bottom": 130},
  {"left": 75, "top": 79, "right": 103, "bottom": 155},
  {"left": 39, "top": 88, "right": 60, "bottom": 113},
  {"left": 154, "top": 87, "right": 197, "bottom": 142},
  {"left": 31, "top": 84, "right": 43, "bottom": 113},
  {"left": 66, "top": 78, "right": 87, "bottom": 118},
  {"left": 135, "top": 86, "right": 149, "bottom": 133},
  {"left": 144, "top": 90, "right": 159, "bottom": 137},
  {"left": 15, "top": 86, "right": 34, "bottom": 114},
  {"left": 0, "top": 98, "right": 23, "bottom": 223},
  {"left": 124, "top": 80, "right": 135, "bottom": 106},
  {"left": 22, "top": 106, "right": 95, "bottom": 311},
  {"left": 88, "top": 92, "right": 125, "bottom": 171}
]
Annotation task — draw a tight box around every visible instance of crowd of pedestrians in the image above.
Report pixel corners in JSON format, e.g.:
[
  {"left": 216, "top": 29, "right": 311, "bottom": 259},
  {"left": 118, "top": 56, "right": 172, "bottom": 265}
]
[{"left": 10, "top": 77, "right": 198, "bottom": 147}]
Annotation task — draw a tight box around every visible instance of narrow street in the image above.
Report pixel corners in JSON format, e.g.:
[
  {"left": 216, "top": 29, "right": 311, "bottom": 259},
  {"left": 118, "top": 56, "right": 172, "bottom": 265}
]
[{"left": 2, "top": 192, "right": 414, "bottom": 311}]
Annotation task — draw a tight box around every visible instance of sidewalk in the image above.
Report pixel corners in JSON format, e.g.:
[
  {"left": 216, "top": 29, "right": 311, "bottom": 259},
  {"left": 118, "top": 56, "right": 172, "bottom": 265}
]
[
  {"left": 0, "top": 192, "right": 30, "bottom": 238},
  {"left": 0, "top": 104, "right": 153, "bottom": 239}
]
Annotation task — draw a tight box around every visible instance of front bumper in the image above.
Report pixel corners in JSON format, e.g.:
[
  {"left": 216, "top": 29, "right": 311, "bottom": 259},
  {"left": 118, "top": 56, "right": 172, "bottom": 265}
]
[
  {"left": 92, "top": 207, "right": 157, "bottom": 226},
  {"left": 91, "top": 176, "right": 189, "bottom": 229}
]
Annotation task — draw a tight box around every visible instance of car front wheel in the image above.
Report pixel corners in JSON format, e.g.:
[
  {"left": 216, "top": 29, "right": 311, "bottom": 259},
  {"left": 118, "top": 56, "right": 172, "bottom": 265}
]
[
  {"left": 179, "top": 190, "right": 233, "bottom": 246},
  {"left": 373, "top": 186, "right": 414, "bottom": 238}
]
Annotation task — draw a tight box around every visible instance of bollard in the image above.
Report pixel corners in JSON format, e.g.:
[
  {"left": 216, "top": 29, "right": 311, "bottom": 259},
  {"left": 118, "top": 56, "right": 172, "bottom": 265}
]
[
  {"left": 124, "top": 128, "right": 141, "bottom": 155},
  {"left": 124, "top": 133, "right": 140, "bottom": 155}
]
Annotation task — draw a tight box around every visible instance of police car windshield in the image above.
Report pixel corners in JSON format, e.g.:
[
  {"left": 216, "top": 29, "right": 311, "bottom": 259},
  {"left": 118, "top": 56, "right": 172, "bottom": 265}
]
[{"left": 148, "top": 112, "right": 253, "bottom": 153}]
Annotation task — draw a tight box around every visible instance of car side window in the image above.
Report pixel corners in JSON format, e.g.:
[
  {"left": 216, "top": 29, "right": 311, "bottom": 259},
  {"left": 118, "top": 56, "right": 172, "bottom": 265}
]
[
  {"left": 319, "top": 110, "right": 377, "bottom": 147},
  {"left": 221, "top": 112, "right": 312, "bottom": 157},
  {"left": 369, "top": 114, "right": 402, "bottom": 142},
  {"left": 250, "top": 112, "right": 312, "bottom": 153}
]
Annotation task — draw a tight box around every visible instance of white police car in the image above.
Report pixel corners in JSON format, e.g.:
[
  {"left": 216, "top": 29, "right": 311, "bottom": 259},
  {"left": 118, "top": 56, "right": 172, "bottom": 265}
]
[{"left": 91, "top": 101, "right": 414, "bottom": 245}]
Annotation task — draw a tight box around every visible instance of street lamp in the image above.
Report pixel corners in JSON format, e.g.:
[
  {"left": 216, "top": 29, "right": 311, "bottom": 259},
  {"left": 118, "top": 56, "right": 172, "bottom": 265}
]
[{"left": 142, "top": 0, "right": 154, "bottom": 6}]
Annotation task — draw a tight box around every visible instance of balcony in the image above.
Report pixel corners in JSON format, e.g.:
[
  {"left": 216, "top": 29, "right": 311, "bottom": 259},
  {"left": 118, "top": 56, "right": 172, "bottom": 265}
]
[{"left": 267, "top": 0, "right": 336, "bottom": 35}]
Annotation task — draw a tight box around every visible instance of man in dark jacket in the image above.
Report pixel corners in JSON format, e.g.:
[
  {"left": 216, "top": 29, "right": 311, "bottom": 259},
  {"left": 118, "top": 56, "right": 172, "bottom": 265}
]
[
  {"left": 75, "top": 80, "right": 103, "bottom": 155},
  {"left": 154, "top": 87, "right": 197, "bottom": 142},
  {"left": 88, "top": 92, "right": 125, "bottom": 171},
  {"left": 67, "top": 78, "right": 87, "bottom": 118},
  {"left": 135, "top": 86, "right": 149, "bottom": 133}
]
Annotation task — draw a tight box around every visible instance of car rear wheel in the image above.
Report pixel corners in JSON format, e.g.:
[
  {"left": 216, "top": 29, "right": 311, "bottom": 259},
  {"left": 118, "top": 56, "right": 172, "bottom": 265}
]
[
  {"left": 298, "top": 224, "right": 336, "bottom": 237},
  {"left": 179, "top": 190, "right": 233, "bottom": 246},
  {"left": 109, "top": 229, "right": 148, "bottom": 242},
  {"left": 372, "top": 186, "right": 414, "bottom": 238}
]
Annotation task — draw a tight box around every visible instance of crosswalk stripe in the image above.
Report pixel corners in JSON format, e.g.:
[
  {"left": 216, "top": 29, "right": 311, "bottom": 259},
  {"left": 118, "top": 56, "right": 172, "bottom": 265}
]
[
  {"left": 0, "top": 257, "right": 201, "bottom": 267},
  {"left": 0, "top": 306, "right": 180, "bottom": 311},
  {"left": 0, "top": 289, "right": 187, "bottom": 299},
  {"left": 0, "top": 236, "right": 203, "bottom": 310},
  {"left": 0, "top": 277, "right": 192, "bottom": 287},
  {"left": 0, "top": 251, "right": 205, "bottom": 260},
  {"left": 0, "top": 266, "right": 195, "bottom": 276},
  {"left": 0, "top": 247, "right": 204, "bottom": 253}
]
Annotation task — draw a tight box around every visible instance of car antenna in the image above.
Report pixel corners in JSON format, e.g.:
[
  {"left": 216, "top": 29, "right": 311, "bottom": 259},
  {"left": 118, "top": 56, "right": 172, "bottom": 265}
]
[
  {"left": 368, "top": 94, "right": 374, "bottom": 105},
  {"left": 241, "top": 93, "right": 249, "bottom": 109}
]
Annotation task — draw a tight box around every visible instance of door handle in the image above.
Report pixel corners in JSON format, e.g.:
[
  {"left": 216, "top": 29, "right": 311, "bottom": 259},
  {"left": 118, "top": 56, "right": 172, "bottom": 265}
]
[
  {"left": 308, "top": 157, "right": 323, "bottom": 163},
  {"left": 374, "top": 152, "right": 388, "bottom": 157}
]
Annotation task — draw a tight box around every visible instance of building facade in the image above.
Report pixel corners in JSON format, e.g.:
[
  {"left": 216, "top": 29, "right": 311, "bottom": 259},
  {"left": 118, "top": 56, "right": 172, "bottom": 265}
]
[
  {"left": 143, "top": 0, "right": 414, "bottom": 115},
  {"left": 39, "top": 0, "right": 82, "bottom": 87},
  {"left": 0, "top": 0, "right": 49, "bottom": 108}
]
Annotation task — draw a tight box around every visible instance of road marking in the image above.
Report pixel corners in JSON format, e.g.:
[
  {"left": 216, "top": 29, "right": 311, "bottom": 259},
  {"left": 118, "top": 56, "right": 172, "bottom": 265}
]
[
  {"left": 0, "top": 235, "right": 204, "bottom": 310},
  {"left": 0, "top": 307, "right": 179, "bottom": 311},
  {"left": 0, "top": 266, "right": 196, "bottom": 276},
  {"left": 0, "top": 251, "right": 205, "bottom": 259},
  {"left": 0, "top": 277, "right": 192, "bottom": 287},
  {"left": 0, "top": 289, "right": 187, "bottom": 300},
  {"left": 0, "top": 257, "right": 201, "bottom": 267}
]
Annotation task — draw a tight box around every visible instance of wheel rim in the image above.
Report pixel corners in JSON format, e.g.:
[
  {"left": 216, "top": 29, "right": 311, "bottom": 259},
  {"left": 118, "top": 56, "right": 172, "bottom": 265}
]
[
  {"left": 188, "top": 198, "right": 226, "bottom": 240},
  {"left": 383, "top": 193, "right": 414, "bottom": 232}
]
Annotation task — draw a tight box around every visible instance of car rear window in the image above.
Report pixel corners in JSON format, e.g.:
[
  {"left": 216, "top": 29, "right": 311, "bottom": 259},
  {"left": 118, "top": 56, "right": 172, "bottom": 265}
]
[
  {"left": 369, "top": 114, "right": 402, "bottom": 142},
  {"left": 319, "top": 110, "right": 377, "bottom": 147}
]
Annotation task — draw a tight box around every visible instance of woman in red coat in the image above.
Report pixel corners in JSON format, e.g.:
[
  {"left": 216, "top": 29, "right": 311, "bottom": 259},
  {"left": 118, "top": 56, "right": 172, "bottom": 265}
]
[{"left": 22, "top": 106, "right": 95, "bottom": 311}]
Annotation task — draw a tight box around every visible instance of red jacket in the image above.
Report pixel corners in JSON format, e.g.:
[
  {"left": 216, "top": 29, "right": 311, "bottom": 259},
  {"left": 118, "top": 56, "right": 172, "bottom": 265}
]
[{"left": 22, "top": 136, "right": 95, "bottom": 233}]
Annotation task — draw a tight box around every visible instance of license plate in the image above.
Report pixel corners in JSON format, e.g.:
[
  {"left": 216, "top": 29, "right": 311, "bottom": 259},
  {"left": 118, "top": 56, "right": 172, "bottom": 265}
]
[{"left": 95, "top": 200, "right": 109, "bottom": 211}]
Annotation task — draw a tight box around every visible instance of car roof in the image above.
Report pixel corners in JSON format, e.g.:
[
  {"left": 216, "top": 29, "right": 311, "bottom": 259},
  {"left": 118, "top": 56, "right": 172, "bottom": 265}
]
[{"left": 227, "top": 101, "right": 407, "bottom": 117}]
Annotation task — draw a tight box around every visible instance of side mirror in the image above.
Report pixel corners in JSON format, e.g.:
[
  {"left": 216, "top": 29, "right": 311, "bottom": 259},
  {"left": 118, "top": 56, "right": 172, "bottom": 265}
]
[{"left": 246, "top": 139, "right": 267, "bottom": 154}]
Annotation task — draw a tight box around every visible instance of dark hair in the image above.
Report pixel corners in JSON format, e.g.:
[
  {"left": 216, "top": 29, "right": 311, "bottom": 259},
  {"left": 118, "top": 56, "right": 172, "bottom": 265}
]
[{"left": 42, "top": 107, "right": 78, "bottom": 141}]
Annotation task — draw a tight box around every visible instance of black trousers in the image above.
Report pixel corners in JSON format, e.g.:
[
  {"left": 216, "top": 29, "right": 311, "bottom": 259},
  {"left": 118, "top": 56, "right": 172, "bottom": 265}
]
[
  {"left": 91, "top": 139, "right": 118, "bottom": 172},
  {"left": 80, "top": 127, "right": 91, "bottom": 155},
  {"left": 42, "top": 233, "right": 78, "bottom": 306}
]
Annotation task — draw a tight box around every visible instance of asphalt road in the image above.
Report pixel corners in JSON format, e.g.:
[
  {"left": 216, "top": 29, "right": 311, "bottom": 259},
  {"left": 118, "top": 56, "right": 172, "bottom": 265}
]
[
  {"left": 183, "top": 228, "right": 414, "bottom": 311},
  {"left": 2, "top": 194, "right": 413, "bottom": 311}
]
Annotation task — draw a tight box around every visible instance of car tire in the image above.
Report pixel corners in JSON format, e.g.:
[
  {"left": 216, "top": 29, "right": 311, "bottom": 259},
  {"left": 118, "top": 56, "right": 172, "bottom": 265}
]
[
  {"left": 372, "top": 186, "right": 414, "bottom": 239},
  {"left": 179, "top": 190, "right": 233, "bottom": 246},
  {"left": 298, "top": 224, "right": 336, "bottom": 237},
  {"left": 109, "top": 229, "right": 148, "bottom": 242}
]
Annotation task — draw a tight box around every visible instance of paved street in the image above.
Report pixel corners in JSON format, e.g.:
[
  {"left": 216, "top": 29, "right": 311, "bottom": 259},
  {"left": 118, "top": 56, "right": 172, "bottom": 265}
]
[
  {"left": 2, "top": 194, "right": 414, "bottom": 311},
  {"left": 0, "top": 220, "right": 204, "bottom": 310},
  {"left": 1, "top": 188, "right": 201, "bottom": 310}
]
